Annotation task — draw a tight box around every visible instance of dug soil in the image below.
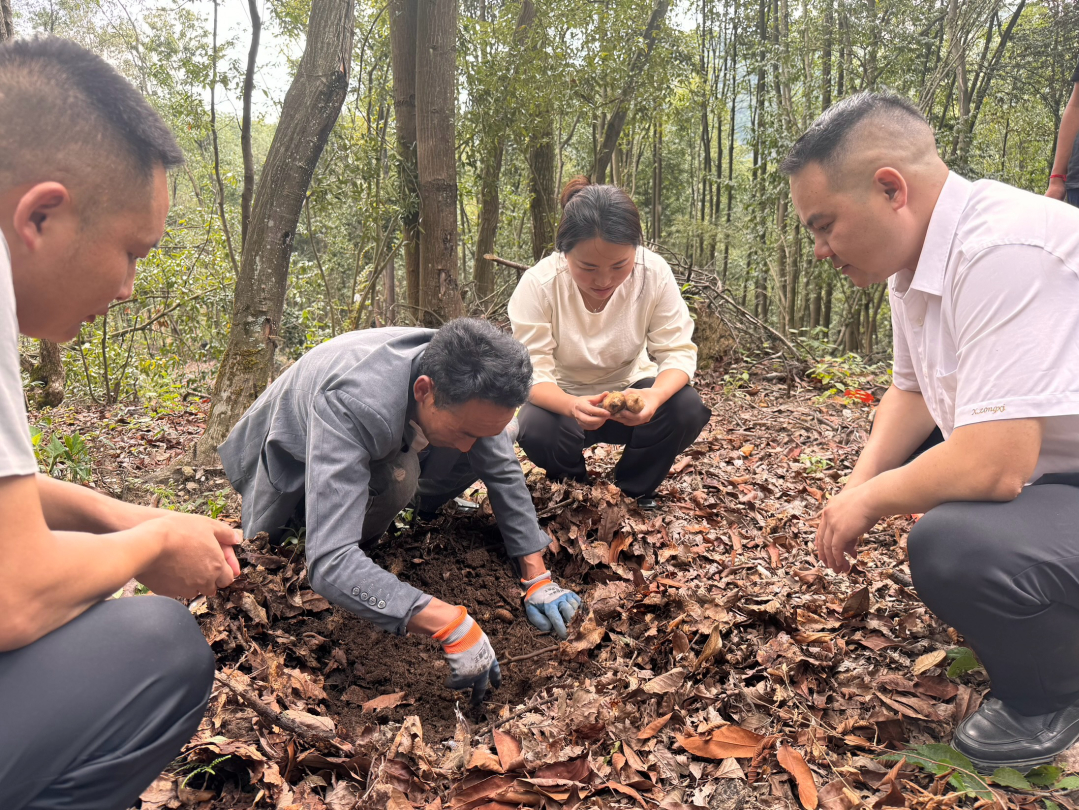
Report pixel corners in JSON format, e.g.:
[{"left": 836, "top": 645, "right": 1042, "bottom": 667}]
[{"left": 295, "top": 516, "right": 583, "bottom": 741}]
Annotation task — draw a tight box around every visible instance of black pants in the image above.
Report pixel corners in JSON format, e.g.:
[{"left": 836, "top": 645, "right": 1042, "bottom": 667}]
[
  {"left": 903, "top": 429, "right": 1079, "bottom": 715},
  {"left": 517, "top": 379, "right": 711, "bottom": 498},
  {"left": 0, "top": 596, "right": 215, "bottom": 810}
]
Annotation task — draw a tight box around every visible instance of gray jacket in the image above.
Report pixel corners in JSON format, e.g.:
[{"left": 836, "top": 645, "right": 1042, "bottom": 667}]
[{"left": 219, "top": 327, "right": 548, "bottom": 634}]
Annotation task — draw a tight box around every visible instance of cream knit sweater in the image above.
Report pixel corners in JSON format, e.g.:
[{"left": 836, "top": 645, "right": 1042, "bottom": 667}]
[{"left": 508, "top": 246, "right": 699, "bottom": 397}]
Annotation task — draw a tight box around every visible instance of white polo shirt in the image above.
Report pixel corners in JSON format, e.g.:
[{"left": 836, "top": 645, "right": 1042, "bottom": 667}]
[{"left": 890, "top": 172, "right": 1079, "bottom": 481}]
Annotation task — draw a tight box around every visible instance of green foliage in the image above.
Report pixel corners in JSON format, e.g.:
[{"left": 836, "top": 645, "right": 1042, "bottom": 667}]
[
  {"left": 798, "top": 454, "right": 832, "bottom": 475},
  {"left": 881, "top": 743, "right": 994, "bottom": 798},
  {"left": 10, "top": 0, "right": 1079, "bottom": 406},
  {"left": 946, "top": 647, "right": 983, "bottom": 678},
  {"left": 30, "top": 423, "right": 92, "bottom": 484},
  {"left": 179, "top": 754, "right": 234, "bottom": 790},
  {"left": 883, "top": 745, "right": 1079, "bottom": 795}
]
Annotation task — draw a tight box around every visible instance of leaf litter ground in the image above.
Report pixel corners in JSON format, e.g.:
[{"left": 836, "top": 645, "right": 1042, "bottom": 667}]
[{"left": 38, "top": 362, "right": 1079, "bottom": 810}]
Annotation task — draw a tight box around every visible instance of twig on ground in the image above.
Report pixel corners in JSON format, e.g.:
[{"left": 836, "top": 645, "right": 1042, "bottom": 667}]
[
  {"left": 214, "top": 671, "right": 354, "bottom": 754},
  {"left": 504, "top": 645, "right": 559, "bottom": 664},
  {"left": 536, "top": 498, "right": 573, "bottom": 519}
]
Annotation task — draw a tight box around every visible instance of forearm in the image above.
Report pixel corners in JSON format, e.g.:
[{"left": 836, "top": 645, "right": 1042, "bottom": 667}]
[
  {"left": 856, "top": 418, "right": 1041, "bottom": 519},
  {"left": 645, "top": 369, "right": 690, "bottom": 406},
  {"left": 36, "top": 473, "right": 158, "bottom": 533},
  {"left": 2, "top": 523, "right": 164, "bottom": 650},
  {"left": 529, "top": 382, "right": 576, "bottom": 417},
  {"left": 845, "top": 386, "right": 937, "bottom": 489}
]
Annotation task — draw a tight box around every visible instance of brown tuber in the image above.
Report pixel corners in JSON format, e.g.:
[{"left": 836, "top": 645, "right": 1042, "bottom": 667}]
[
  {"left": 623, "top": 390, "right": 645, "bottom": 413},
  {"left": 602, "top": 390, "right": 645, "bottom": 415},
  {"left": 601, "top": 391, "right": 626, "bottom": 414}
]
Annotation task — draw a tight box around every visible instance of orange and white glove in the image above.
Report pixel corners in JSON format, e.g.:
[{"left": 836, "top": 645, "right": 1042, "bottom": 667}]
[{"left": 432, "top": 606, "right": 501, "bottom": 706}]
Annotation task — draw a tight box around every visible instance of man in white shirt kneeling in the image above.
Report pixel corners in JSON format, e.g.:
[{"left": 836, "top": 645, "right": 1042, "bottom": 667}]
[{"left": 783, "top": 90, "right": 1079, "bottom": 772}]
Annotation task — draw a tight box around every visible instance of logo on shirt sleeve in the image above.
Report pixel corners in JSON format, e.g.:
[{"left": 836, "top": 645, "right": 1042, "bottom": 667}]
[{"left": 971, "top": 405, "right": 1006, "bottom": 416}]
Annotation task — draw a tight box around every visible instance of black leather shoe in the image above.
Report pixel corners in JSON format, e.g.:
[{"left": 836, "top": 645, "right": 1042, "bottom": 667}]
[
  {"left": 953, "top": 696, "right": 1079, "bottom": 772},
  {"left": 636, "top": 495, "right": 658, "bottom": 510}
]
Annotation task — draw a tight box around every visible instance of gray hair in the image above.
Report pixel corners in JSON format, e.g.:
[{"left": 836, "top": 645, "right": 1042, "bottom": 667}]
[
  {"left": 780, "top": 90, "right": 929, "bottom": 177},
  {"left": 417, "top": 318, "right": 533, "bottom": 409}
]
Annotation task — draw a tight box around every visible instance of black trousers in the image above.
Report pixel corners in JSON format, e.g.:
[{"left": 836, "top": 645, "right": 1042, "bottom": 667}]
[
  {"left": 0, "top": 596, "right": 215, "bottom": 810},
  {"left": 903, "top": 429, "right": 1079, "bottom": 715},
  {"left": 516, "top": 379, "right": 711, "bottom": 498}
]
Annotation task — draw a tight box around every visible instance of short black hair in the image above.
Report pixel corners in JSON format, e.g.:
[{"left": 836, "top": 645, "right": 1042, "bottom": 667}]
[
  {"left": 780, "top": 90, "right": 928, "bottom": 176},
  {"left": 417, "top": 318, "right": 533, "bottom": 409},
  {"left": 555, "top": 176, "right": 643, "bottom": 254},
  {"left": 0, "top": 36, "right": 184, "bottom": 204}
]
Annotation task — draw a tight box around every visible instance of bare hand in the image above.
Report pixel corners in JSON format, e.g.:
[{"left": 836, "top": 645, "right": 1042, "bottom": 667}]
[
  {"left": 137, "top": 513, "right": 240, "bottom": 598},
  {"left": 609, "top": 388, "right": 659, "bottom": 427},
  {"left": 570, "top": 393, "right": 611, "bottom": 431},
  {"left": 815, "top": 486, "right": 880, "bottom": 573},
  {"left": 1046, "top": 176, "right": 1067, "bottom": 200}
]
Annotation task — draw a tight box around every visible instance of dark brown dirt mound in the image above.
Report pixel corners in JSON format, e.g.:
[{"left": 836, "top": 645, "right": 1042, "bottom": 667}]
[{"left": 296, "top": 519, "right": 580, "bottom": 741}]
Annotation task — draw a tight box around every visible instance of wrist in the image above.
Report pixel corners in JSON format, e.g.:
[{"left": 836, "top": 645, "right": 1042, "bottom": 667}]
[
  {"left": 407, "top": 598, "right": 462, "bottom": 636},
  {"left": 518, "top": 552, "right": 547, "bottom": 580},
  {"left": 1050, "top": 174, "right": 1067, "bottom": 182}
]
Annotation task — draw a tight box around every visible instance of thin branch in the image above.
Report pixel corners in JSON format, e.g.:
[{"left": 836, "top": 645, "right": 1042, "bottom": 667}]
[{"left": 210, "top": 0, "right": 240, "bottom": 277}]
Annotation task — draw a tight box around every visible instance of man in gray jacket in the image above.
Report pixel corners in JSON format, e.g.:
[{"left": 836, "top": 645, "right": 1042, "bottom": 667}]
[{"left": 220, "top": 319, "right": 581, "bottom": 705}]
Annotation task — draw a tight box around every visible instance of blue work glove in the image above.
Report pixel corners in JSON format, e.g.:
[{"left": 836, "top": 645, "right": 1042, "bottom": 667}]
[
  {"left": 433, "top": 607, "right": 501, "bottom": 706},
  {"left": 522, "top": 571, "right": 582, "bottom": 639}
]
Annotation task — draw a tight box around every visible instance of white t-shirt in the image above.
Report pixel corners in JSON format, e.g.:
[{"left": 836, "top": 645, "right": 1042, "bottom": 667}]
[
  {"left": 0, "top": 232, "right": 37, "bottom": 478},
  {"left": 508, "top": 246, "right": 699, "bottom": 396},
  {"left": 890, "top": 172, "right": 1079, "bottom": 481}
]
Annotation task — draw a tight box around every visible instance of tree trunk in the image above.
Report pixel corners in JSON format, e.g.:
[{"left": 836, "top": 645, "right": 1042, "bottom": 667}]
[
  {"left": 821, "top": 0, "right": 833, "bottom": 110},
  {"left": 0, "top": 0, "right": 13, "bottom": 42},
  {"left": 194, "top": 0, "right": 355, "bottom": 463},
  {"left": 29, "top": 340, "right": 65, "bottom": 409},
  {"left": 240, "top": 0, "right": 261, "bottom": 250},
  {"left": 390, "top": 0, "right": 421, "bottom": 320},
  {"left": 415, "top": 0, "right": 462, "bottom": 326},
  {"left": 384, "top": 253, "right": 396, "bottom": 323},
  {"left": 651, "top": 121, "right": 662, "bottom": 241},
  {"left": 528, "top": 124, "right": 557, "bottom": 262},
  {"left": 472, "top": 137, "right": 504, "bottom": 302},
  {"left": 592, "top": 0, "right": 670, "bottom": 182}
]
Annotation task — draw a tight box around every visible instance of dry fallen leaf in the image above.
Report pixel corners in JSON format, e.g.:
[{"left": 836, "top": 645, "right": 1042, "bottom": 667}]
[
  {"left": 362, "top": 691, "right": 408, "bottom": 712},
  {"left": 637, "top": 712, "right": 674, "bottom": 740},
  {"left": 841, "top": 586, "right": 870, "bottom": 618},
  {"left": 280, "top": 710, "right": 335, "bottom": 739},
  {"left": 676, "top": 726, "right": 764, "bottom": 759},
  {"left": 493, "top": 730, "right": 525, "bottom": 772},
  {"left": 911, "top": 649, "right": 947, "bottom": 676},
  {"left": 693, "top": 623, "right": 723, "bottom": 671},
  {"left": 777, "top": 744, "right": 818, "bottom": 810},
  {"left": 644, "top": 667, "right": 686, "bottom": 694}
]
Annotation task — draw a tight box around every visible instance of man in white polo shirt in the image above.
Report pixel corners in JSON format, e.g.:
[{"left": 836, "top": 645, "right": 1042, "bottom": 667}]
[
  {"left": 783, "top": 91, "right": 1079, "bottom": 771},
  {"left": 0, "top": 37, "right": 241, "bottom": 808}
]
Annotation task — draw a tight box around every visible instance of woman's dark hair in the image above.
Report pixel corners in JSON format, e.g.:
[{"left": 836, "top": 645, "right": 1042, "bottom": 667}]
[
  {"left": 417, "top": 318, "right": 533, "bottom": 409},
  {"left": 555, "top": 176, "right": 643, "bottom": 254}
]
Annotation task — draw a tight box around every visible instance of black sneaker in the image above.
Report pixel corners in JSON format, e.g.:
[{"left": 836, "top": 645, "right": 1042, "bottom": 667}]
[
  {"left": 953, "top": 695, "right": 1079, "bottom": 772},
  {"left": 636, "top": 495, "right": 658, "bottom": 510}
]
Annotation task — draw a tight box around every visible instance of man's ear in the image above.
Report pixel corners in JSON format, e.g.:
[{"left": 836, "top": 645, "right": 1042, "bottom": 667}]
[
  {"left": 413, "top": 375, "right": 435, "bottom": 405},
  {"left": 12, "top": 182, "right": 72, "bottom": 252},
  {"left": 874, "top": 167, "right": 908, "bottom": 210}
]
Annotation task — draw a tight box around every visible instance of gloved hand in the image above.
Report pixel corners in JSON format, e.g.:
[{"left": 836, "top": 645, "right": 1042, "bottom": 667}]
[
  {"left": 522, "top": 571, "right": 582, "bottom": 639},
  {"left": 432, "top": 607, "right": 501, "bottom": 706}
]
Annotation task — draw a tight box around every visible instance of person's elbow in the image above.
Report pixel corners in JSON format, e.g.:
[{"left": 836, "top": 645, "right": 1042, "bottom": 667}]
[
  {"left": 985, "top": 467, "right": 1028, "bottom": 502},
  {"left": 0, "top": 595, "right": 46, "bottom": 652}
]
